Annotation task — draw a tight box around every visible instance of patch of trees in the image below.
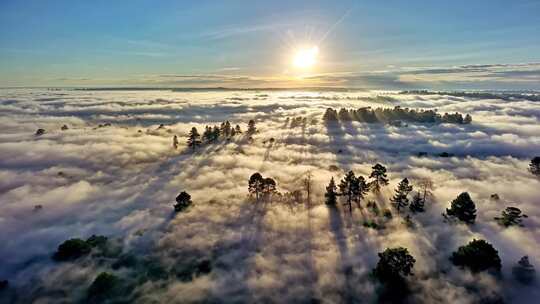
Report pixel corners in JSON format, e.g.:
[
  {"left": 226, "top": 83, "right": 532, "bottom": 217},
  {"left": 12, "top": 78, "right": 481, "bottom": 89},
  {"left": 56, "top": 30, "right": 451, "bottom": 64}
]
[
  {"left": 248, "top": 173, "right": 277, "bottom": 201},
  {"left": 35, "top": 128, "right": 45, "bottom": 136},
  {"left": 53, "top": 235, "right": 109, "bottom": 261},
  {"left": 443, "top": 192, "right": 477, "bottom": 224},
  {"left": 185, "top": 120, "right": 251, "bottom": 151},
  {"left": 450, "top": 239, "right": 501, "bottom": 273},
  {"left": 174, "top": 191, "right": 193, "bottom": 212},
  {"left": 323, "top": 106, "right": 472, "bottom": 125}
]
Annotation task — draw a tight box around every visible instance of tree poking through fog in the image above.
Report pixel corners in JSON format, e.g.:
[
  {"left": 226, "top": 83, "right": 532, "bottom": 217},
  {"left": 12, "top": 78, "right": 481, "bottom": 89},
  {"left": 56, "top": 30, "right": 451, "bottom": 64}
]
[
  {"left": 325, "top": 177, "right": 338, "bottom": 206},
  {"left": 391, "top": 178, "right": 413, "bottom": 213},
  {"left": 369, "top": 163, "right": 389, "bottom": 193},
  {"left": 450, "top": 239, "right": 501, "bottom": 273},
  {"left": 248, "top": 173, "right": 277, "bottom": 201},
  {"left": 494, "top": 207, "right": 527, "bottom": 227},
  {"left": 529, "top": 156, "right": 540, "bottom": 177},
  {"left": 247, "top": 119, "right": 257, "bottom": 134},
  {"left": 174, "top": 191, "right": 193, "bottom": 212},
  {"left": 187, "top": 127, "right": 201, "bottom": 150},
  {"left": 512, "top": 256, "right": 536, "bottom": 285},
  {"left": 444, "top": 192, "right": 477, "bottom": 224},
  {"left": 373, "top": 247, "right": 416, "bottom": 283},
  {"left": 339, "top": 171, "right": 367, "bottom": 212}
]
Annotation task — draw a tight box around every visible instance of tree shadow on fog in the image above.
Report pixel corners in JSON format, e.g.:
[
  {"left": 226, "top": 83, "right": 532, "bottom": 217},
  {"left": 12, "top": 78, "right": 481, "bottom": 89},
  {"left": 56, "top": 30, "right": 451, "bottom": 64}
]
[
  {"left": 207, "top": 197, "right": 271, "bottom": 302},
  {"left": 327, "top": 204, "right": 356, "bottom": 303}
]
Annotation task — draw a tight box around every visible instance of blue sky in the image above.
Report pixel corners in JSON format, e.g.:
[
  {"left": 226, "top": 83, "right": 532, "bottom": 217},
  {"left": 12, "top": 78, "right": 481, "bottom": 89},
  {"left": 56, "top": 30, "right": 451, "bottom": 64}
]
[{"left": 1, "top": 0, "right": 539, "bottom": 89}]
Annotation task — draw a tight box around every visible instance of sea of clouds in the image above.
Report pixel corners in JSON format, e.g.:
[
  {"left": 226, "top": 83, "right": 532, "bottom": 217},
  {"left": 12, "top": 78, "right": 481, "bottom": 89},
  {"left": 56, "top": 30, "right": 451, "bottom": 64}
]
[{"left": 0, "top": 88, "right": 539, "bottom": 303}]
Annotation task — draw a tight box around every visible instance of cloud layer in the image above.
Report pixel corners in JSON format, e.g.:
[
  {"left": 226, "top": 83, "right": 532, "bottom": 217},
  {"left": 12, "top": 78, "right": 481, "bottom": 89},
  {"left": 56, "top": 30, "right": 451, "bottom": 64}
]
[{"left": 0, "top": 89, "right": 539, "bottom": 303}]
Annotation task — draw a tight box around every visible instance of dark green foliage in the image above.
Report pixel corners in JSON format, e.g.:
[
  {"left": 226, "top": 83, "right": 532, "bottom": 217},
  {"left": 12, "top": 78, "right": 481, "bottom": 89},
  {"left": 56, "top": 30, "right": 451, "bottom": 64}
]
[
  {"left": 324, "top": 177, "right": 338, "bottom": 205},
  {"left": 494, "top": 207, "right": 527, "bottom": 227},
  {"left": 248, "top": 173, "right": 277, "bottom": 201},
  {"left": 450, "top": 239, "right": 501, "bottom": 273},
  {"left": 61, "top": 124, "right": 69, "bottom": 131},
  {"left": 53, "top": 235, "right": 110, "bottom": 261},
  {"left": 338, "top": 171, "right": 367, "bottom": 212},
  {"left": 373, "top": 247, "right": 415, "bottom": 283},
  {"left": 87, "top": 272, "right": 120, "bottom": 302},
  {"left": 529, "top": 156, "right": 540, "bottom": 177},
  {"left": 202, "top": 126, "right": 213, "bottom": 142},
  {"left": 175, "top": 259, "right": 212, "bottom": 282},
  {"left": 366, "top": 201, "right": 380, "bottom": 215},
  {"left": 248, "top": 173, "right": 264, "bottom": 200},
  {"left": 35, "top": 128, "right": 45, "bottom": 136},
  {"left": 383, "top": 209, "right": 392, "bottom": 219},
  {"left": 363, "top": 221, "right": 379, "bottom": 229},
  {"left": 112, "top": 254, "right": 138, "bottom": 270},
  {"left": 53, "top": 238, "right": 92, "bottom": 261},
  {"left": 391, "top": 178, "right": 413, "bottom": 213},
  {"left": 174, "top": 191, "right": 193, "bottom": 212},
  {"left": 409, "top": 192, "right": 425, "bottom": 213},
  {"left": 322, "top": 106, "right": 471, "bottom": 125},
  {"left": 187, "top": 127, "right": 201, "bottom": 150},
  {"left": 369, "top": 163, "right": 389, "bottom": 193},
  {"left": 445, "top": 192, "right": 477, "bottom": 224},
  {"left": 247, "top": 119, "right": 257, "bottom": 134},
  {"left": 86, "top": 235, "right": 108, "bottom": 249},
  {"left": 512, "top": 256, "right": 536, "bottom": 284}
]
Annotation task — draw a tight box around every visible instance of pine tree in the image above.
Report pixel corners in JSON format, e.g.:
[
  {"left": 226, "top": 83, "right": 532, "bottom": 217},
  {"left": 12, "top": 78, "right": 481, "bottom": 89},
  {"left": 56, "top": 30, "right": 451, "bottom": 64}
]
[
  {"left": 529, "top": 156, "right": 540, "bottom": 177},
  {"left": 355, "top": 176, "right": 369, "bottom": 204},
  {"left": 172, "top": 135, "right": 179, "bottom": 149},
  {"left": 174, "top": 191, "right": 193, "bottom": 212},
  {"left": 202, "top": 126, "right": 213, "bottom": 142},
  {"left": 369, "top": 163, "right": 389, "bottom": 193},
  {"left": 212, "top": 126, "right": 220, "bottom": 141},
  {"left": 409, "top": 192, "right": 425, "bottom": 213},
  {"left": 221, "top": 121, "right": 232, "bottom": 137},
  {"left": 322, "top": 108, "right": 338, "bottom": 123},
  {"left": 494, "top": 207, "right": 527, "bottom": 227},
  {"left": 235, "top": 124, "right": 242, "bottom": 134},
  {"left": 325, "top": 177, "right": 338, "bottom": 206},
  {"left": 464, "top": 114, "right": 472, "bottom": 124},
  {"left": 247, "top": 119, "right": 257, "bottom": 134},
  {"left": 391, "top": 178, "right": 413, "bottom": 213},
  {"left": 445, "top": 192, "right": 477, "bottom": 224},
  {"left": 187, "top": 127, "right": 201, "bottom": 150},
  {"left": 416, "top": 178, "right": 434, "bottom": 204},
  {"left": 339, "top": 170, "right": 360, "bottom": 212},
  {"left": 450, "top": 239, "right": 501, "bottom": 273},
  {"left": 248, "top": 173, "right": 264, "bottom": 201}
]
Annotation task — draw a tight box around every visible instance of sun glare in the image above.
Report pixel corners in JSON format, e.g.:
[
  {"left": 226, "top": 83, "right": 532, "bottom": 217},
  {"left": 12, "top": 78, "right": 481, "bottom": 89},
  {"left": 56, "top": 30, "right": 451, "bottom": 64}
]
[{"left": 293, "top": 46, "right": 319, "bottom": 69}]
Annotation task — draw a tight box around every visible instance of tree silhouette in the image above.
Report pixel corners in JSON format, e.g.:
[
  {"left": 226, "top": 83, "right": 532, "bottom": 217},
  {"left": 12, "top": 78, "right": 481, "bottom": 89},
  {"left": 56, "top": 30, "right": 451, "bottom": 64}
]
[
  {"left": 529, "top": 156, "right": 540, "bottom": 177},
  {"left": 409, "top": 192, "right": 425, "bottom": 213},
  {"left": 369, "top": 163, "right": 389, "bottom": 193},
  {"left": 221, "top": 121, "right": 232, "bottom": 137},
  {"left": 512, "top": 256, "right": 536, "bottom": 284},
  {"left": 325, "top": 177, "right": 338, "bottom": 206},
  {"left": 53, "top": 238, "right": 92, "bottom": 261},
  {"left": 172, "top": 135, "right": 179, "bottom": 149},
  {"left": 322, "top": 108, "right": 338, "bottom": 123},
  {"left": 444, "top": 192, "right": 477, "bottom": 224},
  {"left": 373, "top": 247, "right": 416, "bottom": 283},
  {"left": 262, "top": 177, "right": 277, "bottom": 199},
  {"left": 235, "top": 124, "right": 242, "bottom": 134},
  {"left": 247, "top": 119, "right": 257, "bottom": 134},
  {"left": 174, "top": 191, "right": 192, "bottom": 212},
  {"left": 248, "top": 173, "right": 265, "bottom": 201},
  {"left": 416, "top": 178, "right": 434, "bottom": 204},
  {"left": 87, "top": 272, "right": 120, "bottom": 302},
  {"left": 339, "top": 170, "right": 360, "bottom": 212},
  {"left": 391, "top": 178, "right": 413, "bottom": 213},
  {"left": 202, "top": 126, "right": 213, "bottom": 142},
  {"left": 494, "top": 207, "right": 527, "bottom": 227},
  {"left": 187, "top": 127, "right": 201, "bottom": 150},
  {"left": 450, "top": 239, "right": 501, "bottom": 273}
]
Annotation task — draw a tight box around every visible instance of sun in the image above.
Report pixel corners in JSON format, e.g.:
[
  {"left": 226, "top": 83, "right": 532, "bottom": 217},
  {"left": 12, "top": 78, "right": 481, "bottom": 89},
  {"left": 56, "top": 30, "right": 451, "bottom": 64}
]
[{"left": 292, "top": 46, "right": 319, "bottom": 69}]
